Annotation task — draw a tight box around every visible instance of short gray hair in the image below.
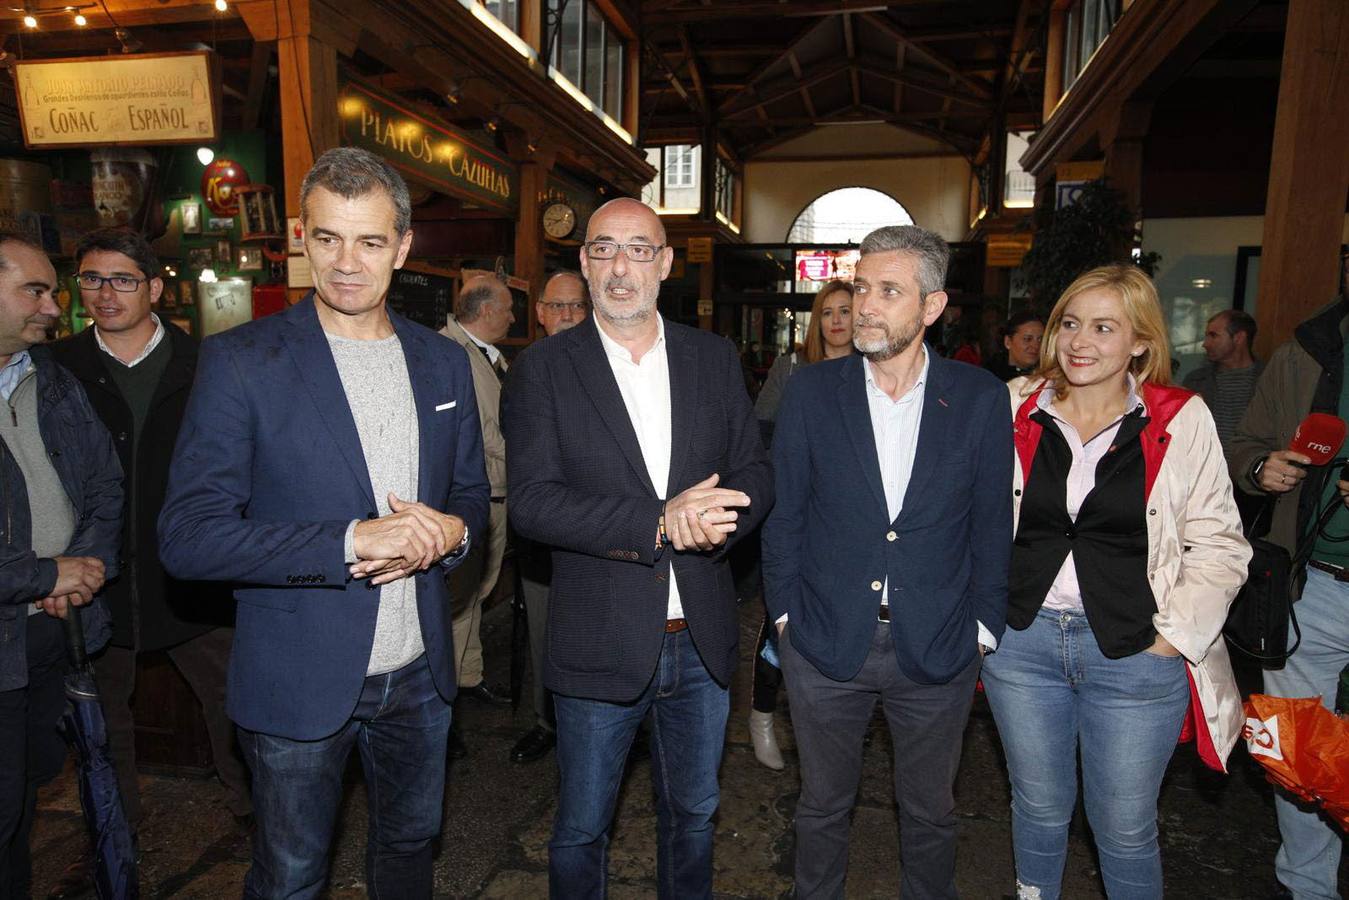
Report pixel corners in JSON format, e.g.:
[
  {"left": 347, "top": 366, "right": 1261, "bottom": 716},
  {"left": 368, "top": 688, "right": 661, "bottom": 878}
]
[
  {"left": 0, "top": 231, "right": 45, "bottom": 271},
  {"left": 455, "top": 282, "right": 501, "bottom": 322},
  {"left": 859, "top": 225, "right": 950, "bottom": 298},
  {"left": 300, "top": 147, "right": 412, "bottom": 235}
]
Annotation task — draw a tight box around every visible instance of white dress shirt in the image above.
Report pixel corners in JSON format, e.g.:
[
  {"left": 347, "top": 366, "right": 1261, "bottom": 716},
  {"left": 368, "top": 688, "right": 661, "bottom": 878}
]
[
  {"left": 595, "top": 317, "right": 683, "bottom": 620},
  {"left": 1037, "top": 376, "right": 1144, "bottom": 611},
  {"left": 95, "top": 313, "right": 165, "bottom": 367},
  {"left": 461, "top": 323, "right": 504, "bottom": 368}
]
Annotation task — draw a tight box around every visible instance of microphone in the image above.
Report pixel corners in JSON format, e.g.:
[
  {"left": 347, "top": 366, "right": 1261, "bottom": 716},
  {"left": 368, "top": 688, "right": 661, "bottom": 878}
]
[{"left": 1289, "top": 413, "right": 1347, "bottom": 465}]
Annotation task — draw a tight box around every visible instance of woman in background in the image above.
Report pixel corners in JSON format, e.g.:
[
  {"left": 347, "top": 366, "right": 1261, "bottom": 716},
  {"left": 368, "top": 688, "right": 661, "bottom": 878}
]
[
  {"left": 746, "top": 279, "right": 853, "bottom": 770},
  {"left": 983, "top": 264, "right": 1249, "bottom": 899}
]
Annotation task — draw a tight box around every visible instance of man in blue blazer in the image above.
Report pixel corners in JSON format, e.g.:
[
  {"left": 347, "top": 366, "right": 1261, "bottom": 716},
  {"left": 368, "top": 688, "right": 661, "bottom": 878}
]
[
  {"left": 504, "top": 198, "right": 772, "bottom": 898},
  {"left": 762, "top": 225, "right": 1012, "bottom": 899},
  {"left": 159, "top": 148, "right": 489, "bottom": 900}
]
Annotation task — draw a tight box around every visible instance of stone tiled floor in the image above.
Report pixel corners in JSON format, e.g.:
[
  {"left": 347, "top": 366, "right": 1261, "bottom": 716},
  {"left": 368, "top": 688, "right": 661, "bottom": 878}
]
[{"left": 26, "top": 599, "right": 1346, "bottom": 898}]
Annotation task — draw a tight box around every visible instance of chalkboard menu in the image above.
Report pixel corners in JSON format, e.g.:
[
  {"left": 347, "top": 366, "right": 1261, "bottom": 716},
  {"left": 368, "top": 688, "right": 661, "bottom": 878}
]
[{"left": 386, "top": 266, "right": 455, "bottom": 330}]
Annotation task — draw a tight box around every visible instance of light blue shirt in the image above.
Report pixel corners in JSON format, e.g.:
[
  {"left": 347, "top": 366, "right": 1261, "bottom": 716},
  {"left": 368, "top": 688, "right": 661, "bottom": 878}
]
[{"left": 0, "top": 350, "right": 32, "bottom": 402}]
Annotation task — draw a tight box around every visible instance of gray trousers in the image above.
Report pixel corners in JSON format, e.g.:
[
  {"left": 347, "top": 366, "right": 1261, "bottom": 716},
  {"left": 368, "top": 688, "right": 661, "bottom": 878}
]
[
  {"left": 780, "top": 621, "right": 980, "bottom": 900},
  {"left": 519, "top": 573, "right": 553, "bottom": 731},
  {"left": 96, "top": 627, "right": 252, "bottom": 825}
]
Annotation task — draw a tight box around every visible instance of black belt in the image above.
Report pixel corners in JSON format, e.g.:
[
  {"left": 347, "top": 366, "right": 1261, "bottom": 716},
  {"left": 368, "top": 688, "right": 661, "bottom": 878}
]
[
  {"left": 877, "top": 606, "right": 890, "bottom": 622},
  {"left": 490, "top": 496, "right": 506, "bottom": 504},
  {"left": 1308, "top": 559, "right": 1349, "bottom": 581}
]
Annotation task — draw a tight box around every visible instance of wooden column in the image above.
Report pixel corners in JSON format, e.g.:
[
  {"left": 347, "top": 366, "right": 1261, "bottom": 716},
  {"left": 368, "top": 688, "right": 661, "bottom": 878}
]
[
  {"left": 1101, "top": 100, "right": 1152, "bottom": 218},
  {"left": 1254, "top": 0, "right": 1349, "bottom": 357},
  {"left": 1042, "top": 7, "right": 1066, "bottom": 123},
  {"left": 239, "top": 0, "right": 345, "bottom": 302},
  {"left": 515, "top": 159, "right": 551, "bottom": 340}
]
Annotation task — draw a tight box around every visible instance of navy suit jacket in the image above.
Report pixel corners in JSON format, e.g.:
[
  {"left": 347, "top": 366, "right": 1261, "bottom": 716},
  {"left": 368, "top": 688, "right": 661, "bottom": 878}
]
[
  {"left": 762, "top": 351, "right": 1012, "bottom": 685},
  {"left": 503, "top": 316, "right": 773, "bottom": 703},
  {"left": 158, "top": 296, "right": 489, "bottom": 740}
]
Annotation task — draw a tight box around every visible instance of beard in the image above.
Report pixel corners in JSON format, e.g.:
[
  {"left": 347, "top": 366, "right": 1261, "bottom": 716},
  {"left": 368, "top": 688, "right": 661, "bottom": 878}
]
[
  {"left": 591, "top": 278, "right": 657, "bottom": 325},
  {"left": 853, "top": 308, "right": 924, "bottom": 362}
]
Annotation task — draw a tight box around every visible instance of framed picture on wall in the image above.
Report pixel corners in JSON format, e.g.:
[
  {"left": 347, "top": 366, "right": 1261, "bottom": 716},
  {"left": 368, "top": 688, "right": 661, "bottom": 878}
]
[
  {"left": 181, "top": 203, "right": 201, "bottom": 235},
  {"left": 188, "top": 247, "right": 214, "bottom": 270},
  {"left": 237, "top": 246, "right": 263, "bottom": 271},
  {"left": 236, "top": 184, "right": 282, "bottom": 240},
  {"left": 216, "top": 240, "right": 232, "bottom": 263}
]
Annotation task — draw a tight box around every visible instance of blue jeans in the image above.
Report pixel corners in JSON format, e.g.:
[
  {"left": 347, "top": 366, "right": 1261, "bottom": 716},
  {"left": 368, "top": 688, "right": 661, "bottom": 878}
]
[
  {"left": 550, "top": 628, "right": 729, "bottom": 899},
  {"left": 1264, "top": 568, "right": 1348, "bottom": 900},
  {"left": 981, "top": 609, "right": 1190, "bottom": 900},
  {"left": 238, "top": 654, "right": 450, "bottom": 900}
]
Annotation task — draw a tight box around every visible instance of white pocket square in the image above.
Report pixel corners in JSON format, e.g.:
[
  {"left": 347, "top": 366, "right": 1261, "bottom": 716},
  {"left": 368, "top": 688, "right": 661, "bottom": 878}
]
[{"left": 435, "top": 401, "right": 458, "bottom": 411}]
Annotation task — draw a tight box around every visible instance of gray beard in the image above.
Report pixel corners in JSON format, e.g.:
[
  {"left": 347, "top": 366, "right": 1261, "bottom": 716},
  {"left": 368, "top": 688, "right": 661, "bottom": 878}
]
[
  {"left": 594, "top": 294, "right": 657, "bottom": 325},
  {"left": 854, "top": 323, "right": 921, "bottom": 362}
]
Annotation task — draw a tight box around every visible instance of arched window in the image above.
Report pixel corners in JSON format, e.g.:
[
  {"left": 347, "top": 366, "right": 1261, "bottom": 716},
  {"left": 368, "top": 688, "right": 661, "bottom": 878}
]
[{"left": 787, "top": 187, "right": 913, "bottom": 244}]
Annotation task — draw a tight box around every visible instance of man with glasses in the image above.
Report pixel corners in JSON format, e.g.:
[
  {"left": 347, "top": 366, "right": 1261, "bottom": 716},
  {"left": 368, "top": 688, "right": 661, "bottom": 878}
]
[
  {"left": 504, "top": 198, "right": 772, "bottom": 897},
  {"left": 49, "top": 228, "right": 251, "bottom": 870},
  {"left": 535, "top": 270, "right": 589, "bottom": 337}
]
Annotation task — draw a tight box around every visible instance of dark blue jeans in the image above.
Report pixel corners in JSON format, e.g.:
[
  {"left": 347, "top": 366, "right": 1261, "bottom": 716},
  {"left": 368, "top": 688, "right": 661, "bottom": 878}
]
[
  {"left": 550, "top": 628, "right": 730, "bottom": 899},
  {"left": 238, "top": 654, "right": 450, "bottom": 900}
]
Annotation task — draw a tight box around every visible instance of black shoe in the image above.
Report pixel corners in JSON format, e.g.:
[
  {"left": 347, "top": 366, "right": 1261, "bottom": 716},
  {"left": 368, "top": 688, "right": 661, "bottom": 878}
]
[
  {"left": 511, "top": 725, "right": 556, "bottom": 764},
  {"left": 461, "top": 681, "right": 511, "bottom": 706},
  {"left": 448, "top": 727, "right": 468, "bottom": 760}
]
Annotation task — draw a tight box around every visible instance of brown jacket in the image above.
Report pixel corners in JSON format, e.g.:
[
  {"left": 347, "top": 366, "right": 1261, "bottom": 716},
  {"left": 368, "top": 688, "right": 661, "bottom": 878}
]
[{"left": 440, "top": 317, "right": 507, "bottom": 496}]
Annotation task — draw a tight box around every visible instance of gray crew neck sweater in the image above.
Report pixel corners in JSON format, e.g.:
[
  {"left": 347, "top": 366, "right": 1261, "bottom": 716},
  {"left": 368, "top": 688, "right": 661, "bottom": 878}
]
[{"left": 325, "top": 332, "right": 424, "bottom": 676}]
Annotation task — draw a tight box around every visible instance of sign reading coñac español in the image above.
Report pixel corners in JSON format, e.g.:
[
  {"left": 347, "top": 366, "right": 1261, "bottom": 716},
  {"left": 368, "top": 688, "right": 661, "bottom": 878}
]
[
  {"left": 337, "top": 76, "right": 518, "bottom": 215},
  {"left": 13, "top": 51, "right": 219, "bottom": 149}
]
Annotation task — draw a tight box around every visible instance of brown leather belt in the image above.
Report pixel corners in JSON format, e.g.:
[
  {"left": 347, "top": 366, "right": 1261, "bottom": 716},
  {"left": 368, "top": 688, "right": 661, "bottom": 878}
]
[
  {"left": 665, "top": 618, "right": 688, "bottom": 633},
  {"left": 1308, "top": 559, "right": 1349, "bottom": 582},
  {"left": 877, "top": 606, "right": 890, "bottom": 622}
]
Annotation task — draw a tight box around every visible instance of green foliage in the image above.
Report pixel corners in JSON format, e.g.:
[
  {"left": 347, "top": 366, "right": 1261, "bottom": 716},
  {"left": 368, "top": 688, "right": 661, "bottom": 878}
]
[{"left": 1019, "top": 178, "right": 1160, "bottom": 304}]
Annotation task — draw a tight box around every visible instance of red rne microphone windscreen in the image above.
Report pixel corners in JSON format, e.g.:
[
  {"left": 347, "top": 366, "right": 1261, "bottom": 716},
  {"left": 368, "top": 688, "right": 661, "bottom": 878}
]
[{"left": 1289, "top": 413, "right": 1347, "bottom": 466}]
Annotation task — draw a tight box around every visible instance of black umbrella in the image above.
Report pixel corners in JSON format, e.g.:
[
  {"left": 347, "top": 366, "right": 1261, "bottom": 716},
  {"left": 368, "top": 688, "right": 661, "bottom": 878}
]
[{"left": 60, "top": 609, "right": 139, "bottom": 900}]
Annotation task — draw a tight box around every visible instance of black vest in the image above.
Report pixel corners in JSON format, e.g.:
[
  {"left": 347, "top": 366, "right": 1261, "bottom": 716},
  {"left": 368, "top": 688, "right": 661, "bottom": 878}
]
[{"left": 1009, "top": 409, "right": 1158, "bottom": 658}]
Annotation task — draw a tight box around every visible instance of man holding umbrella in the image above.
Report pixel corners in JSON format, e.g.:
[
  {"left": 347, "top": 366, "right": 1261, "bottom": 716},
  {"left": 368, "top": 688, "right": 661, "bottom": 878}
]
[{"left": 0, "top": 231, "right": 123, "bottom": 899}]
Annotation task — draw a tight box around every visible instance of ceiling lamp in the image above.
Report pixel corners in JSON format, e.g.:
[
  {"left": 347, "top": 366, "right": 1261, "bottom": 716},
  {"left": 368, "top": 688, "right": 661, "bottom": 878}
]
[{"left": 214, "top": 0, "right": 227, "bottom": 10}]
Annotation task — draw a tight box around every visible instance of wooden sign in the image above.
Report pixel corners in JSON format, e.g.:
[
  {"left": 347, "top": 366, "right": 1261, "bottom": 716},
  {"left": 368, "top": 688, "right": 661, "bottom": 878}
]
[
  {"left": 12, "top": 51, "right": 219, "bottom": 149},
  {"left": 337, "top": 75, "right": 518, "bottom": 215},
  {"left": 687, "top": 236, "right": 713, "bottom": 263}
]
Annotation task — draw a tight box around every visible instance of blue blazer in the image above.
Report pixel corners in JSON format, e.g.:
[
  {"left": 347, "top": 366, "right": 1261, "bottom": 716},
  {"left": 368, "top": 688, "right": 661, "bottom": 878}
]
[
  {"left": 503, "top": 316, "right": 773, "bottom": 703},
  {"left": 762, "top": 351, "right": 1012, "bottom": 685},
  {"left": 158, "top": 297, "right": 490, "bottom": 740}
]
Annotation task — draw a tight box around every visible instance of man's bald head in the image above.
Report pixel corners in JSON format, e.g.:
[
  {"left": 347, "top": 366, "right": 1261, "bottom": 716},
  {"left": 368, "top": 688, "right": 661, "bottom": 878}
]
[{"left": 586, "top": 197, "right": 667, "bottom": 246}]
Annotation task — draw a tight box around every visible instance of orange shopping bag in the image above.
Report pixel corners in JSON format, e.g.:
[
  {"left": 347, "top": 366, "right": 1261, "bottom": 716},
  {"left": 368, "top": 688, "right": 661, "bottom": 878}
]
[{"left": 1243, "top": 694, "right": 1349, "bottom": 829}]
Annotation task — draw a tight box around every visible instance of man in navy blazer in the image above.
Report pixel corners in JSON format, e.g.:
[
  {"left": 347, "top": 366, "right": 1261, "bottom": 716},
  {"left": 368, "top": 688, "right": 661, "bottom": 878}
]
[
  {"left": 762, "top": 225, "right": 1012, "bottom": 899},
  {"left": 504, "top": 198, "right": 772, "bottom": 898},
  {"left": 159, "top": 148, "right": 488, "bottom": 900}
]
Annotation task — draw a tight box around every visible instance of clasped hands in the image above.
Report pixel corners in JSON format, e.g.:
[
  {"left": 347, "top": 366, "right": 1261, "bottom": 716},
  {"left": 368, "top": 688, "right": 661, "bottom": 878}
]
[
  {"left": 350, "top": 492, "right": 466, "bottom": 586},
  {"left": 33, "top": 556, "right": 106, "bottom": 619},
  {"left": 664, "top": 474, "right": 751, "bottom": 552}
]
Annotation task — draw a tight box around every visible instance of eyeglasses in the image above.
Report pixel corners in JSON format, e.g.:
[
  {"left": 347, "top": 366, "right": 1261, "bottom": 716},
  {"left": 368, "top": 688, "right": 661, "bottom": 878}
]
[
  {"left": 77, "top": 273, "right": 147, "bottom": 293},
  {"left": 583, "top": 241, "right": 664, "bottom": 263},
  {"left": 540, "top": 301, "right": 587, "bottom": 313}
]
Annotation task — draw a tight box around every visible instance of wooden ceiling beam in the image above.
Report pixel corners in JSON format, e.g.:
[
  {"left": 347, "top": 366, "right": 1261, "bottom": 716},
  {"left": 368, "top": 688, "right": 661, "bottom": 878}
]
[
  {"left": 855, "top": 62, "right": 992, "bottom": 108},
  {"left": 715, "top": 19, "right": 822, "bottom": 115},
  {"left": 787, "top": 52, "right": 818, "bottom": 120},
  {"left": 645, "top": 0, "right": 934, "bottom": 25},
  {"left": 676, "top": 25, "right": 711, "bottom": 120},
  {"left": 859, "top": 12, "right": 993, "bottom": 100},
  {"left": 723, "top": 56, "right": 852, "bottom": 120}
]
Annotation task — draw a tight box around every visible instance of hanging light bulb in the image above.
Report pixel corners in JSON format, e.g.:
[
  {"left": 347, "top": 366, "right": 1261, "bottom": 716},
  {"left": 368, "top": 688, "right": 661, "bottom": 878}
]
[
  {"left": 196, "top": 146, "right": 215, "bottom": 166},
  {"left": 214, "top": 0, "right": 227, "bottom": 11},
  {"left": 23, "top": 14, "right": 37, "bottom": 28},
  {"left": 73, "top": 12, "right": 87, "bottom": 25}
]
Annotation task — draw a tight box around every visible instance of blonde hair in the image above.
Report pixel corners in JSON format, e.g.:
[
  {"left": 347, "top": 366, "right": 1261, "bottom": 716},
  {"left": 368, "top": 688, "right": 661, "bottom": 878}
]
[
  {"left": 803, "top": 279, "right": 854, "bottom": 364},
  {"left": 1032, "top": 264, "right": 1171, "bottom": 399}
]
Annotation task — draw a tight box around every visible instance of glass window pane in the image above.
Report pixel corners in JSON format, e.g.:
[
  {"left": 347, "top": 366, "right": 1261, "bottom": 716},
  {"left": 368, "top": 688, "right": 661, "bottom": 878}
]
[
  {"left": 1064, "top": 3, "right": 1080, "bottom": 89},
  {"left": 1081, "top": 0, "right": 1099, "bottom": 63},
  {"left": 558, "top": 0, "right": 582, "bottom": 85},
  {"left": 584, "top": 2, "right": 605, "bottom": 105},
  {"left": 604, "top": 24, "right": 624, "bottom": 121},
  {"left": 483, "top": 0, "right": 517, "bottom": 33}
]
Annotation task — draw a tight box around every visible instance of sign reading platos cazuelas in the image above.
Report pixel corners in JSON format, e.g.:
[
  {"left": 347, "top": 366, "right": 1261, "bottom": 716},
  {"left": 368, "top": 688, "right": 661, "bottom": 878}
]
[
  {"left": 337, "top": 75, "right": 518, "bottom": 216},
  {"left": 12, "top": 51, "right": 219, "bottom": 149}
]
